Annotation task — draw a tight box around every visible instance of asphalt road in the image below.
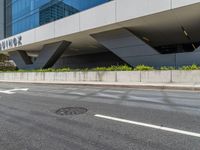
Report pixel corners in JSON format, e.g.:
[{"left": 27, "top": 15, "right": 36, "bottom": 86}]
[{"left": 0, "top": 82, "right": 199, "bottom": 150}]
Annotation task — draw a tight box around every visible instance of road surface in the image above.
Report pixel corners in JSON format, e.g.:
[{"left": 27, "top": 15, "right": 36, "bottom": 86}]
[{"left": 0, "top": 82, "right": 199, "bottom": 150}]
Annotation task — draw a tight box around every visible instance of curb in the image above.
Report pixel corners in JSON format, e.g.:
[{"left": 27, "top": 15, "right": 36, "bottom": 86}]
[{"left": 0, "top": 80, "right": 200, "bottom": 91}]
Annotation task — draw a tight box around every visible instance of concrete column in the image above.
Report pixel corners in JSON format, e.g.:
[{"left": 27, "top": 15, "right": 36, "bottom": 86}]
[{"left": 175, "top": 46, "right": 200, "bottom": 66}]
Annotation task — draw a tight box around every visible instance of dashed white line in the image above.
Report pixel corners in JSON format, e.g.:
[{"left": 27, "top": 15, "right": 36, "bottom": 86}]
[{"left": 95, "top": 114, "right": 200, "bottom": 138}]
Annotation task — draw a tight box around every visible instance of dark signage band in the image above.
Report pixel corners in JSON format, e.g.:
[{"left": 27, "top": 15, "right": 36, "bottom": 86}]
[{"left": 0, "top": 36, "right": 22, "bottom": 51}]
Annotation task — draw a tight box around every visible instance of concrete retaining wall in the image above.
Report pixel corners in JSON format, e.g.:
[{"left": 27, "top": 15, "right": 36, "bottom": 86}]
[{"left": 0, "top": 70, "right": 200, "bottom": 83}]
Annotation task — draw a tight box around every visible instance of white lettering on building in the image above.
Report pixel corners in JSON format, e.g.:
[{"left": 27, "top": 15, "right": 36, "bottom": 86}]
[{"left": 0, "top": 36, "right": 22, "bottom": 51}]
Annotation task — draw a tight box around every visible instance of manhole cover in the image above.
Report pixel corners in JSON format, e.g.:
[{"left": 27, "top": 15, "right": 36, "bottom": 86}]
[{"left": 55, "top": 107, "right": 88, "bottom": 116}]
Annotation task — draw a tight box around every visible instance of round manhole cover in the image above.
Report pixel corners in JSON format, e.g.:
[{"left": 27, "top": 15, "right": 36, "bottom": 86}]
[{"left": 55, "top": 107, "right": 88, "bottom": 116}]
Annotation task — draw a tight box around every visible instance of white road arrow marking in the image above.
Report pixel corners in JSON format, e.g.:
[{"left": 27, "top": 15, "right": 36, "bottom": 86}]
[{"left": 0, "top": 88, "right": 29, "bottom": 94}]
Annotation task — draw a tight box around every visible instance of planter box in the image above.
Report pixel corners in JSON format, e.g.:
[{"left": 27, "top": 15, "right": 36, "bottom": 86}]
[
  {"left": 116, "top": 71, "right": 140, "bottom": 82},
  {"left": 172, "top": 70, "right": 200, "bottom": 83},
  {"left": 141, "top": 71, "right": 171, "bottom": 83},
  {"left": 0, "top": 70, "right": 200, "bottom": 84},
  {"left": 96, "top": 71, "right": 116, "bottom": 82}
]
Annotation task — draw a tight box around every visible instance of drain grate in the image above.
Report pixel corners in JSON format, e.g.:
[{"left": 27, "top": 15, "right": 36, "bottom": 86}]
[{"left": 55, "top": 107, "right": 88, "bottom": 116}]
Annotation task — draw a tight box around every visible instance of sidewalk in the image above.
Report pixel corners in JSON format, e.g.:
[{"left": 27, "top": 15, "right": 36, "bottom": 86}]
[{"left": 1, "top": 80, "right": 200, "bottom": 91}]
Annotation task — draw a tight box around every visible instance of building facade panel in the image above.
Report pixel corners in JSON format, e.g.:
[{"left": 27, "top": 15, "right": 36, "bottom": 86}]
[
  {"left": 116, "top": 0, "right": 171, "bottom": 22},
  {"left": 35, "top": 21, "right": 55, "bottom": 42},
  {"left": 172, "top": 0, "right": 200, "bottom": 8},
  {"left": 80, "top": 1, "right": 116, "bottom": 31},
  {"left": 55, "top": 13, "right": 80, "bottom": 37}
]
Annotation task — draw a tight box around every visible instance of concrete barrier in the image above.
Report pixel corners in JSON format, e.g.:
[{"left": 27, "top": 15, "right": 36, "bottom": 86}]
[
  {"left": 141, "top": 71, "right": 171, "bottom": 83},
  {"left": 116, "top": 71, "right": 141, "bottom": 82},
  {"left": 172, "top": 70, "right": 200, "bottom": 83},
  {"left": 0, "top": 70, "right": 200, "bottom": 83}
]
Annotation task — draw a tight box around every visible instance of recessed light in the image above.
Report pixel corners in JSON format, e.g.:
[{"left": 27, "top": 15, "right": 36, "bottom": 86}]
[
  {"left": 192, "top": 44, "right": 196, "bottom": 49},
  {"left": 142, "top": 37, "right": 150, "bottom": 42},
  {"left": 183, "top": 30, "right": 188, "bottom": 36},
  {"left": 181, "top": 26, "right": 191, "bottom": 40}
]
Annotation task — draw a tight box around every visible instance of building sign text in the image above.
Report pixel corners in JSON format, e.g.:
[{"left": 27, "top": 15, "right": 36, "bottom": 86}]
[{"left": 0, "top": 36, "right": 22, "bottom": 51}]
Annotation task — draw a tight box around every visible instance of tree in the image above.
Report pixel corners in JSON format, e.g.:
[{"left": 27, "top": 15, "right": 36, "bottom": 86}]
[
  {"left": 0, "top": 54, "right": 16, "bottom": 71},
  {"left": 0, "top": 54, "right": 9, "bottom": 62}
]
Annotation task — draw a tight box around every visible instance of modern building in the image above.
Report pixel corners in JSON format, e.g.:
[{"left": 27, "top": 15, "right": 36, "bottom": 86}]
[{"left": 0, "top": 0, "right": 200, "bottom": 70}]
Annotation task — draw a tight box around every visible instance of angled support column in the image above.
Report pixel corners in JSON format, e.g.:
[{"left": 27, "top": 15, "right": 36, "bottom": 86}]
[
  {"left": 91, "top": 28, "right": 176, "bottom": 67},
  {"left": 9, "top": 41, "right": 71, "bottom": 70},
  {"left": 176, "top": 45, "right": 200, "bottom": 66},
  {"left": 194, "top": 46, "right": 200, "bottom": 52},
  {"left": 9, "top": 50, "right": 33, "bottom": 69},
  {"left": 33, "top": 41, "right": 71, "bottom": 69}
]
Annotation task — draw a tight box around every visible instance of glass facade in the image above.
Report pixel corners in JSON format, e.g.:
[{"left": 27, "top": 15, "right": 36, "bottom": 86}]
[{"left": 5, "top": 0, "right": 111, "bottom": 37}]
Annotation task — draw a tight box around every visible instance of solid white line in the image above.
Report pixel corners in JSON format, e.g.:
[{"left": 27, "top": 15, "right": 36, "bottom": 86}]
[{"left": 95, "top": 114, "right": 200, "bottom": 138}]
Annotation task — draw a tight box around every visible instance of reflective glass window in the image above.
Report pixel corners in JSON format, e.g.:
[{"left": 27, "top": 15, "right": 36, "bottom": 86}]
[{"left": 5, "top": 0, "right": 112, "bottom": 37}]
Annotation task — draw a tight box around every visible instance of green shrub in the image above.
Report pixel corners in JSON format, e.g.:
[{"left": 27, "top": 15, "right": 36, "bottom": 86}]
[
  {"left": 134, "top": 65, "right": 154, "bottom": 71},
  {"left": 15, "top": 67, "right": 71, "bottom": 72},
  {"left": 81, "top": 68, "right": 89, "bottom": 72},
  {"left": 46, "top": 68, "right": 68, "bottom": 72},
  {"left": 160, "top": 66, "right": 176, "bottom": 70},
  {"left": 93, "top": 65, "right": 133, "bottom": 71},
  {"left": 17, "top": 69, "right": 27, "bottom": 72},
  {"left": 0, "top": 54, "right": 16, "bottom": 72},
  {"left": 179, "top": 64, "right": 200, "bottom": 70},
  {"left": 0, "top": 66, "right": 16, "bottom": 72},
  {"left": 93, "top": 67, "right": 107, "bottom": 71},
  {"left": 2, "top": 64, "right": 200, "bottom": 72}
]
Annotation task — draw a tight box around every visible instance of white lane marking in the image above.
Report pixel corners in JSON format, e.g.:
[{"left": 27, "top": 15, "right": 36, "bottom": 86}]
[
  {"left": 95, "top": 114, "right": 200, "bottom": 138},
  {"left": 127, "top": 95, "right": 162, "bottom": 102},
  {"left": 65, "top": 88, "right": 78, "bottom": 90},
  {"left": 69, "top": 92, "right": 87, "bottom": 96},
  {"left": 0, "top": 88, "right": 29, "bottom": 94},
  {"left": 105, "top": 90, "right": 125, "bottom": 94},
  {"left": 96, "top": 93, "right": 120, "bottom": 99},
  {"left": 8, "top": 88, "right": 29, "bottom": 92}
]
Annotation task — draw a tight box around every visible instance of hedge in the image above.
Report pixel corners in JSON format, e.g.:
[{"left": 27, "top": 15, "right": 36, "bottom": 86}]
[{"left": 1, "top": 64, "right": 200, "bottom": 72}]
